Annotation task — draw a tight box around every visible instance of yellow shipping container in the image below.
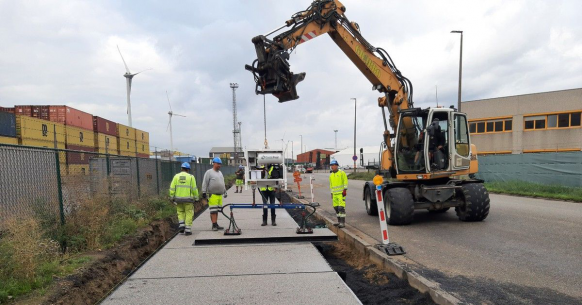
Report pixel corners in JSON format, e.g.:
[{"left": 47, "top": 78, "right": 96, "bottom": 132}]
[
  {"left": 117, "top": 137, "right": 136, "bottom": 153},
  {"left": 135, "top": 140, "right": 150, "bottom": 155},
  {"left": 0, "top": 136, "right": 18, "bottom": 145},
  {"left": 19, "top": 138, "right": 65, "bottom": 149},
  {"left": 95, "top": 133, "right": 119, "bottom": 154},
  {"left": 118, "top": 150, "right": 136, "bottom": 157},
  {"left": 135, "top": 129, "right": 149, "bottom": 142},
  {"left": 67, "top": 164, "right": 89, "bottom": 175},
  {"left": 15, "top": 115, "right": 66, "bottom": 143},
  {"left": 65, "top": 125, "right": 94, "bottom": 147},
  {"left": 117, "top": 123, "right": 136, "bottom": 140}
]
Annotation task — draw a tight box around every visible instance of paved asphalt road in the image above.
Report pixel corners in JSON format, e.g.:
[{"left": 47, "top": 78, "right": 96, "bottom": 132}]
[{"left": 286, "top": 172, "right": 582, "bottom": 304}]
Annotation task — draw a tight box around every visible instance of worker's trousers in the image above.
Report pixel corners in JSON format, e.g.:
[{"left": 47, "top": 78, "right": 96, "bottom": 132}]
[
  {"left": 176, "top": 203, "right": 194, "bottom": 233},
  {"left": 332, "top": 193, "right": 346, "bottom": 218},
  {"left": 260, "top": 189, "right": 276, "bottom": 219}
]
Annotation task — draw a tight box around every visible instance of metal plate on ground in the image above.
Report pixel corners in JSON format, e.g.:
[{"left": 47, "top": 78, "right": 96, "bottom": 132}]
[{"left": 193, "top": 228, "right": 337, "bottom": 245}]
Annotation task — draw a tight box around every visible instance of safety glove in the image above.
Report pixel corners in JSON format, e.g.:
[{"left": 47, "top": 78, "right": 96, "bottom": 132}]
[{"left": 342, "top": 189, "right": 347, "bottom": 197}]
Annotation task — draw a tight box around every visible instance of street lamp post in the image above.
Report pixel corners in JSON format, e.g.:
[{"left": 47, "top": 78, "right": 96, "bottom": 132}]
[
  {"left": 300, "top": 135, "right": 303, "bottom": 154},
  {"left": 291, "top": 140, "right": 294, "bottom": 165},
  {"left": 451, "top": 30, "right": 463, "bottom": 111},
  {"left": 334, "top": 129, "right": 338, "bottom": 151},
  {"left": 351, "top": 98, "right": 357, "bottom": 173}
]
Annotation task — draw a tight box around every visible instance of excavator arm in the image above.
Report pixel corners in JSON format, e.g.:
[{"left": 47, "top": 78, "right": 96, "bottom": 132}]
[{"left": 245, "top": 0, "right": 416, "bottom": 175}]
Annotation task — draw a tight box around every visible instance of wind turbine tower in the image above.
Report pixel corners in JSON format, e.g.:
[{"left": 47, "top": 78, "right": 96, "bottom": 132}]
[
  {"left": 117, "top": 45, "right": 150, "bottom": 127},
  {"left": 230, "top": 83, "right": 241, "bottom": 166},
  {"left": 166, "top": 91, "right": 186, "bottom": 161}
]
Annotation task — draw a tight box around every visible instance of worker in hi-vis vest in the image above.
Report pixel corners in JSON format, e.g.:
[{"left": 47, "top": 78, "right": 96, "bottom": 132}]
[
  {"left": 259, "top": 164, "right": 280, "bottom": 226},
  {"left": 329, "top": 160, "right": 348, "bottom": 228},
  {"left": 169, "top": 162, "right": 199, "bottom": 235}
]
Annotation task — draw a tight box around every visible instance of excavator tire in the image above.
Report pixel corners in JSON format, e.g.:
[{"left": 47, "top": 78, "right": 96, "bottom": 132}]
[
  {"left": 456, "top": 183, "right": 490, "bottom": 221},
  {"left": 364, "top": 187, "right": 378, "bottom": 216},
  {"left": 385, "top": 187, "right": 414, "bottom": 225}
]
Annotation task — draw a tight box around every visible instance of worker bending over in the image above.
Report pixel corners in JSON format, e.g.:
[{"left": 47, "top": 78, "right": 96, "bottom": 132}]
[
  {"left": 329, "top": 160, "right": 348, "bottom": 228},
  {"left": 235, "top": 165, "right": 245, "bottom": 193},
  {"left": 202, "top": 157, "right": 228, "bottom": 231},
  {"left": 259, "top": 164, "right": 280, "bottom": 226},
  {"left": 169, "top": 162, "right": 199, "bottom": 235}
]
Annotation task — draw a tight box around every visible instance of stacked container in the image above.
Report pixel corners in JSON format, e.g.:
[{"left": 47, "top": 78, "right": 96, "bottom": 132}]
[
  {"left": 135, "top": 128, "right": 150, "bottom": 158},
  {"left": 117, "top": 123, "right": 136, "bottom": 157},
  {"left": 15, "top": 116, "right": 66, "bottom": 148},
  {"left": 31, "top": 106, "right": 50, "bottom": 120},
  {"left": 0, "top": 112, "right": 18, "bottom": 144},
  {"left": 62, "top": 108, "right": 95, "bottom": 175},
  {"left": 49, "top": 106, "right": 93, "bottom": 129},
  {"left": 15, "top": 106, "right": 32, "bottom": 117},
  {"left": 93, "top": 116, "right": 118, "bottom": 154}
]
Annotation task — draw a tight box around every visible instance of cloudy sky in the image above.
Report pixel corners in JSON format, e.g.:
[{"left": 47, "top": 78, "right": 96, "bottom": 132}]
[{"left": 1, "top": 0, "right": 581, "bottom": 158}]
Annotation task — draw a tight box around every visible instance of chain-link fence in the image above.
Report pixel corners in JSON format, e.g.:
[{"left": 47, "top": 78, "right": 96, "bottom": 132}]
[{"left": 0, "top": 143, "right": 237, "bottom": 228}]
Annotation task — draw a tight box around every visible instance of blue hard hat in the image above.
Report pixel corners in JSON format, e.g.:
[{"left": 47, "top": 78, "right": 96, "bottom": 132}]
[
  {"left": 330, "top": 160, "right": 339, "bottom": 166},
  {"left": 213, "top": 157, "right": 222, "bottom": 164},
  {"left": 181, "top": 162, "right": 191, "bottom": 169},
  {"left": 239, "top": 165, "right": 243, "bottom": 168}
]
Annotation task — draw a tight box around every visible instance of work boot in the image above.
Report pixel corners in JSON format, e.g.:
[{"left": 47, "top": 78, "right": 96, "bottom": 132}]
[
  {"left": 261, "top": 214, "right": 268, "bottom": 226},
  {"left": 271, "top": 214, "right": 277, "bottom": 226},
  {"left": 338, "top": 217, "right": 345, "bottom": 228},
  {"left": 215, "top": 223, "right": 224, "bottom": 230},
  {"left": 212, "top": 223, "right": 218, "bottom": 231},
  {"left": 179, "top": 226, "right": 185, "bottom": 234},
  {"left": 333, "top": 217, "right": 340, "bottom": 227}
]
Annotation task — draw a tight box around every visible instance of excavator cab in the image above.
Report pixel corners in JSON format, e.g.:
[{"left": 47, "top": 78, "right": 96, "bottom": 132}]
[{"left": 245, "top": 36, "right": 306, "bottom": 103}]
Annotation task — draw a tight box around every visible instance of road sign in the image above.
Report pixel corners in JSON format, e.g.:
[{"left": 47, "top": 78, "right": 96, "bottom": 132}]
[{"left": 352, "top": 155, "right": 358, "bottom": 161}]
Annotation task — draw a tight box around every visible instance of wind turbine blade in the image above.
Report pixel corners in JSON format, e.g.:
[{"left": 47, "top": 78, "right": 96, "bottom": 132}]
[
  {"left": 166, "top": 91, "right": 172, "bottom": 112},
  {"left": 117, "top": 45, "right": 131, "bottom": 74},
  {"left": 174, "top": 113, "right": 187, "bottom": 117},
  {"left": 132, "top": 68, "right": 152, "bottom": 76}
]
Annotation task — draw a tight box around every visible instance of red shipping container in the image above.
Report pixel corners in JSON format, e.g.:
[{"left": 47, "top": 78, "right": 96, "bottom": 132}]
[
  {"left": 137, "top": 153, "right": 150, "bottom": 159},
  {"left": 65, "top": 144, "right": 96, "bottom": 165},
  {"left": 0, "top": 107, "right": 15, "bottom": 114},
  {"left": 93, "top": 116, "right": 117, "bottom": 136},
  {"left": 49, "top": 106, "right": 93, "bottom": 130},
  {"left": 40, "top": 106, "right": 50, "bottom": 120},
  {"left": 15, "top": 106, "right": 32, "bottom": 117}
]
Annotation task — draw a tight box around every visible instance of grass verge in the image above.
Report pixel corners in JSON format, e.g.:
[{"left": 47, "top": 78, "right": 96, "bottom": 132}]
[
  {"left": 347, "top": 172, "right": 377, "bottom": 181},
  {"left": 485, "top": 180, "right": 582, "bottom": 202}
]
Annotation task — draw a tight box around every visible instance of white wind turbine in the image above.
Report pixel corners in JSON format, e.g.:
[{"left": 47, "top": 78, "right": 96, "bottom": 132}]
[
  {"left": 166, "top": 91, "right": 186, "bottom": 160},
  {"left": 117, "top": 45, "right": 151, "bottom": 127}
]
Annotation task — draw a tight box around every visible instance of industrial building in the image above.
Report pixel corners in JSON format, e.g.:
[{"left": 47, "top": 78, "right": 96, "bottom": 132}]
[
  {"left": 296, "top": 148, "right": 335, "bottom": 169},
  {"left": 463, "top": 88, "right": 582, "bottom": 154},
  {"left": 331, "top": 146, "right": 381, "bottom": 168},
  {"left": 208, "top": 146, "right": 245, "bottom": 166}
]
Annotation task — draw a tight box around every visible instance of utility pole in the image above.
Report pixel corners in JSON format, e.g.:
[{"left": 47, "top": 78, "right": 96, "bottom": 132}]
[
  {"left": 230, "top": 83, "right": 241, "bottom": 165},
  {"left": 351, "top": 98, "right": 357, "bottom": 173},
  {"left": 451, "top": 30, "right": 463, "bottom": 111},
  {"left": 334, "top": 129, "right": 338, "bottom": 151},
  {"left": 300, "top": 135, "right": 303, "bottom": 154},
  {"left": 263, "top": 95, "right": 268, "bottom": 149},
  {"left": 291, "top": 140, "right": 294, "bottom": 165}
]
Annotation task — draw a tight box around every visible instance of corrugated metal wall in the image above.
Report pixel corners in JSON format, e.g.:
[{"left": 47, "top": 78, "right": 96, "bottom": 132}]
[{"left": 475, "top": 151, "right": 582, "bottom": 187}]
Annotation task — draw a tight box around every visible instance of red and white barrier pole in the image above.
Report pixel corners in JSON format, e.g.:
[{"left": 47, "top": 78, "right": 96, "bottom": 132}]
[
  {"left": 372, "top": 175, "right": 405, "bottom": 255},
  {"left": 310, "top": 175, "right": 315, "bottom": 203}
]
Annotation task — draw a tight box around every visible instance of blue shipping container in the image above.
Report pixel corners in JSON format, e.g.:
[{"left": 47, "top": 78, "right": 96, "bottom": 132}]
[{"left": 0, "top": 112, "right": 17, "bottom": 137}]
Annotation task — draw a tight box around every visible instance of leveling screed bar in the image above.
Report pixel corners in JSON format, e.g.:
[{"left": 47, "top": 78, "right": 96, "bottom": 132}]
[{"left": 219, "top": 203, "right": 320, "bottom": 235}]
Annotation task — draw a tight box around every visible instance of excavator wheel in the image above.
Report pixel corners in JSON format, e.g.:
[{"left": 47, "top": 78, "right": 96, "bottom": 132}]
[
  {"left": 385, "top": 187, "right": 414, "bottom": 225},
  {"left": 456, "top": 183, "right": 490, "bottom": 222},
  {"left": 364, "top": 188, "right": 378, "bottom": 216}
]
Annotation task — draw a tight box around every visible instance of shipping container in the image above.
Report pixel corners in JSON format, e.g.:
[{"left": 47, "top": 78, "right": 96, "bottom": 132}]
[
  {"left": 0, "top": 107, "right": 15, "bottom": 114},
  {"left": 15, "top": 115, "right": 66, "bottom": 143},
  {"left": 15, "top": 106, "right": 32, "bottom": 117},
  {"left": 30, "top": 106, "right": 49, "bottom": 120},
  {"left": 67, "top": 164, "right": 89, "bottom": 175},
  {"left": 94, "top": 133, "right": 119, "bottom": 154},
  {"left": 116, "top": 123, "right": 136, "bottom": 140},
  {"left": 66, "top": 144, "right": 96, "bottom": 164},
  {"left": 118, "top": 150, "right": 136, "bottom": 157},
  {"left": 49, "top": 106, "right": 93, "bottom": 130},
  {"left": 117, "top": 137, "right": 136, "bottom": 153},
  {"left": 93, "top": 116, "right": 117, "bottom": 136},
  {"left": 19, "top": 138, "right": 65, "bottom": 149},
  {"left": 135, "top": 140, "right": 150, "bottom": 155},
  {"left": 135, "top": 129, "right": 150, "bottom": 142},
  {"left": 65, "top": 125, "right": 95, "bottom": 147},
  {"left": 0, "top": 135, "right": 18, "bottom": 145},
  {"left": 137, "top": 153, "right": 150, "bottom": 158},
  {"left": 0, "top": 112, "right": 17, "bottom": 137}
]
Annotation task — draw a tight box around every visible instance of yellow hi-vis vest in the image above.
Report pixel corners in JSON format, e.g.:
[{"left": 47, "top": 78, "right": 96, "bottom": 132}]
[
  {"left": 169, "top": 172, "right": 199, "bottom": 203},
  {"left": 260, "top": 166, "right": 275, "bottom": 191},
  {"left": 329, "top": 170, "right": 348, "bottom": 194}
]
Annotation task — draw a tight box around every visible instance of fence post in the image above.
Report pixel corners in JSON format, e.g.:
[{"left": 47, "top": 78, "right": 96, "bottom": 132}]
[
  {"left": 136, "top": 157, "right": 141, "bottom": 198},
  {"left": 54, "top": 150, "right": 65, "bottom": 226},
  {"left": 155, "top": 158, "right": 160, "bottom": 195}
]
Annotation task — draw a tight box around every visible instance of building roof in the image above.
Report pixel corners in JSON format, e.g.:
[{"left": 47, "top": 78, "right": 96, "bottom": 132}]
[
  {"left": 209, "top": 147, "right": 236, "bottom": 153},
  {"left": 297, "top": 148, "right": 336, "bottom": 155},
  {"left": 463, "top": 87, "right": 582, "bottom": 103}
]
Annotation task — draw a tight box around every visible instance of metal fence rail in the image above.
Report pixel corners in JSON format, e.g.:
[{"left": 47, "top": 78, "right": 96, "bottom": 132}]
[{"left": 0, "top": 143, "right": 236, "bottom": 227}]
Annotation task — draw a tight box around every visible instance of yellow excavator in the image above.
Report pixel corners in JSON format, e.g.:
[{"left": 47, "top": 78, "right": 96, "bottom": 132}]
[{"left": 245, "top": 0, "right": 490, "bottom": 225}]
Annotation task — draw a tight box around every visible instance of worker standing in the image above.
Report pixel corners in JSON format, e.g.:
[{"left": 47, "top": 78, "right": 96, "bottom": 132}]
[
  {"left": 235, "top": 165, "right": 245, "bottom": 193},
  {"left": 329, "top": 160, "right": 348, "bottom": 228},
  {"left": 202, "top": 157, "right": 228, "bottom": 231},
  {"left": 259, "top": 164, "right": 280, "bottom": 226},
  {"left": 169, "top": 162, "right": 199, "bottom": 235}
]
